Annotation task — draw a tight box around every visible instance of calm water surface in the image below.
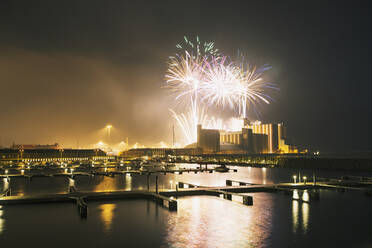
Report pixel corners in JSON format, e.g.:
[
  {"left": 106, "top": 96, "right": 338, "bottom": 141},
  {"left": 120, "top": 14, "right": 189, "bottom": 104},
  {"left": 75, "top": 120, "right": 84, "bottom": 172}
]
[{"left": 0, "top": 165, "right": 371, "bottom": 247}]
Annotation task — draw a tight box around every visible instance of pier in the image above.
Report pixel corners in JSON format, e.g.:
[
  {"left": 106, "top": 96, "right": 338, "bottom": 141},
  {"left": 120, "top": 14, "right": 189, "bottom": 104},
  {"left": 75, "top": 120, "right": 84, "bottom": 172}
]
[
  {"left": 0, "top": 167, "right": 233, "bottom": 179},
  {"left": 1, "top": 169, "right": 372, "bottom": 219}
]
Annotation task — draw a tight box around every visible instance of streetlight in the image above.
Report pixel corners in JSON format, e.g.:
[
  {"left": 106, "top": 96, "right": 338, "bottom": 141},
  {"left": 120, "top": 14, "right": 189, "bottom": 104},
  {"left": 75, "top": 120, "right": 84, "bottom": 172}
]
[
  {"left": 303, "top": 176, "right": 307, "bottom": 184},
  {"left": 19, "top": 149, "right": 24, "bottom": 163},
  {"left": 59, "top": 149, "right": 64, "bottom": 161},
  {"left": 293, "top": 175, "right": 297, "bottom": 184}
]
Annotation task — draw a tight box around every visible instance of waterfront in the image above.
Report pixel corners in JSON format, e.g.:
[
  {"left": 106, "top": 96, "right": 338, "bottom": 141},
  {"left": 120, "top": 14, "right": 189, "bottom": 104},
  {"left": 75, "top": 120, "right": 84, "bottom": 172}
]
[{"left": 0, "top": 165, "right": 371, "bottom": 247}]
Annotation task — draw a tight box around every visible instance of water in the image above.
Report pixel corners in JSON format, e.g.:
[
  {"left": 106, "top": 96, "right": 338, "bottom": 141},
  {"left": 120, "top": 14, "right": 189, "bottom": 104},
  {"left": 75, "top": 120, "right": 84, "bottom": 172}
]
[{"left": 0, "top": 165, "right": 371, "bottom": 247}]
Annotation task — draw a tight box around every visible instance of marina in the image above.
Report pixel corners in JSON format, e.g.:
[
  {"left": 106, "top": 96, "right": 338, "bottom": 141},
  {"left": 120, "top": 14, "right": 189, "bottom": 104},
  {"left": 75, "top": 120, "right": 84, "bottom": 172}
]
[
  {"left": 1, "top": 163, "right": 371, "bottom": 222},
  {"left": 0, "top": 163, "right": 372, "bottom": 247}
]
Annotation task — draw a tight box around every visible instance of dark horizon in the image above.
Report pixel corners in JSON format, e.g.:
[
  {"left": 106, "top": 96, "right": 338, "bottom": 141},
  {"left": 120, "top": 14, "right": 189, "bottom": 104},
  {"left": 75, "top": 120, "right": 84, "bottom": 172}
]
[{"left": 0, "top": 0, "right": 371, "bottom": 153}]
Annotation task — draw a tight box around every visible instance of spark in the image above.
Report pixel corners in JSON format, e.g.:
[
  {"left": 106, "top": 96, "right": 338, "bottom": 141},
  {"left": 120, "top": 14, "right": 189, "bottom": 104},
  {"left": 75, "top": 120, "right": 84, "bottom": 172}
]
[
  {"left": 165, "top": 51, "right": 203, "bottom": 104},
  {"left": 169, "top": 105, "right": 210, "bottom": 145},
  {"left": 176, "top": 36, "right": 219, "bottom": 59},
  {"left": 165, "top": 37, "right": 277, "bottom": 145},
  {"left": 200, "top": 56, "right": 241, "bottom": 110}
]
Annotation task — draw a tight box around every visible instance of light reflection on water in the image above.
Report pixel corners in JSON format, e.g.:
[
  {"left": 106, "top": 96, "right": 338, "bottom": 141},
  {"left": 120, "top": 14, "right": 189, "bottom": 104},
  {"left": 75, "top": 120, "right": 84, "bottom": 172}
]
[
  {"left": 99, "top": 204, "right": 116, "bottom": 234},
  {"left": 292, "top": 200, "right": 299, "bottom": 233},
  {"left": 262, "top": 167, "right": 267, "bottom": 184},
  {"left": 125, "top": 174, "right": 132, "bottom": 191},
  {"left": 302, "top": 202, "right": 309, "bottom": 233},
  {"left": 1, "top": 166, "right": 372, "bottom": 247},
  {"left": 165, "top": 195, "right": 272, "bottom": 248},
  {"left": 68, "top": 178, "right": 75, "bottom": 188},
  {"left": 0, "top": 206, "right": 4, "bottom": 234},
  {"left": 292, "top": 190, "right": 310, "bottom": 234}
]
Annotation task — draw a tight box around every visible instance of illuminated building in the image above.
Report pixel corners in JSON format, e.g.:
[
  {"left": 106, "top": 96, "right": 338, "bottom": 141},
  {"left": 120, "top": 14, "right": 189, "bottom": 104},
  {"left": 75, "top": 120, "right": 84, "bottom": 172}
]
[
  {"left": 245, "top": 120, "right": 297, "bottom": 153},
  {"left": 0, "top": 149, "right": 109, "bottom": 162},
  {"left": 11, "top": 143, "right": 61, "bottom": 150},
  {"left": 198, "top": 119, "right": 298, "bottom": 154}
]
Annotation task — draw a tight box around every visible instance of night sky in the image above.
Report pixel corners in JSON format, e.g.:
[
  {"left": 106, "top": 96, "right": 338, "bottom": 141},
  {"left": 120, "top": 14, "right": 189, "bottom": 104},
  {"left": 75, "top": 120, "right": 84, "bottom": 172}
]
[{"left": 0, "top": 1, "right": 371, "bottom": 153}]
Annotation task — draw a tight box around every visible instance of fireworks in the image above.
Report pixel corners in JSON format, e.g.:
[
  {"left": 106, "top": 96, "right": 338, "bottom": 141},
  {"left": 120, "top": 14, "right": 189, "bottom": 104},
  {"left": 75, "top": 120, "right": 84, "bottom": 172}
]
[
  {"left": 165, "top": 36, "right": 277, "bottom": 145},
  {"left": 169, "top": 105, "right": 210, "bottom": 145},
  {"left": 201, "top": 56, "right": 241, "bottom": 110},
  {"left": 176, "top": 36, "right": 219, "bottom": 58},
  {"left": 235, "top": 61, "right": 276, "bottom": 118},
  {"left": 165, "top": 51, "right": 203, "bottom": 103}
]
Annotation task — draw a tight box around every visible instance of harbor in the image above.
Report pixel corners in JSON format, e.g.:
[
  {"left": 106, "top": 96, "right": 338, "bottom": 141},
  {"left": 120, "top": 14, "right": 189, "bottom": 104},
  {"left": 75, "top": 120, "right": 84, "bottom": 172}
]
[
  {"left": 0, "top": 162, "right": 371, "bottom": 247},
  {"left": 1, "top": 162, "right": 371, "bottom": 220}
]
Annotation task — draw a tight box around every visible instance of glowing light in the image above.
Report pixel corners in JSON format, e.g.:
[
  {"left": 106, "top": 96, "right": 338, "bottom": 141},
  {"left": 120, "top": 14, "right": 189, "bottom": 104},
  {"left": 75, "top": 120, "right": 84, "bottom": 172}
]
[
  {"left": 165, "top": 37, "right": 277, "bottom": 145},
  {"left": 169, "top": 105, "right": 210, "bottom": 145},
  {"left": 302, "top": 190, "right": 309, "bottom": 202},
  {"left": 292, "top": 200, "right": 299, "bottom": 233},
  {"left": 293, "top": 189, "right": 300, "bottom": 200},
  {"left": 100, "top": 204, "right": 116, "bottom": 234},
  {"left": 0, "top": 206, "right": 4, "bottom": 234},
  {"left": 151, "top": 141, "right": 170, "bottom": 148},
  {"left": 132, "top": 142, "right": 145, "bottom": 149},
  {"left": 97, "top": 141, "right": 105, "bottom": 147},
  {"left": 302, "top": 201, "right": 309, "bottom": 233}
]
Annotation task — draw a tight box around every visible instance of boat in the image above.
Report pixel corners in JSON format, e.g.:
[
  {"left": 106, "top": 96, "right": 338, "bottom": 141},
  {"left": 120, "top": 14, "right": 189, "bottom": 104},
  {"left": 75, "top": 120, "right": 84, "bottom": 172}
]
[{"left": 215, "top": 164, "right": 229, "bottom": 173}]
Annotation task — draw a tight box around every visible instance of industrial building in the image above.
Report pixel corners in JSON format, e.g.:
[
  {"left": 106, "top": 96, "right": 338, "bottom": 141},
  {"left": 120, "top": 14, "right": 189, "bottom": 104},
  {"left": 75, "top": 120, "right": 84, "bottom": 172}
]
[
  {"left": 197, "top": 119, "right": 298, "bottom": 154},
  {"left": 197, "top": 125, "right": 220, "bottom": 153}
]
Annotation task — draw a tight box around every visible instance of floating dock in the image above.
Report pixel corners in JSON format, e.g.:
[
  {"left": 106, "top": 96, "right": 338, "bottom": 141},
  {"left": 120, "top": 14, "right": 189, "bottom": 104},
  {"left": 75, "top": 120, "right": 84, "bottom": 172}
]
[{"left": 1, "top": 172, "right": 372, "bottom": 219}]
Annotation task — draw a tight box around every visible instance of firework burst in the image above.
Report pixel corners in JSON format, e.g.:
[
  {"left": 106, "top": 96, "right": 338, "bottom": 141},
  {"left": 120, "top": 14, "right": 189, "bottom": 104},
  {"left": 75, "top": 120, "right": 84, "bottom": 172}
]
[
  {"left": 165, "top": 37, "right": 277, "bottom": 145},
  {"left": 236, "top": 63, "right": 276, "bottom": 118},
  {"left": 165, "top": 51, "right": 203, "bottom": 103},
  {"left": 169, "top": 105, "right": 210, "bottom": 145},
  {"left": 176, "top": 36, "right": 219, "bottom": 59},
  {"left": 200, "top": 56, "right": 241, "bottom": 110}
]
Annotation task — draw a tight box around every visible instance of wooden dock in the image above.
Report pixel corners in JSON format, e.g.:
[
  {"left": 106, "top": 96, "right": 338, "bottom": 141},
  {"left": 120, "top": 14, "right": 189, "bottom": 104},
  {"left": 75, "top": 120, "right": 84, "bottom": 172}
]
[
  {"left": 1, "top": 173, "right": 372, "bottom": 218},
  {"left": 0, "top": 190, "right": 178, "bottom": 217},
  {"left": 0, "top": 167, "right": 235, "bottom": 179}
]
